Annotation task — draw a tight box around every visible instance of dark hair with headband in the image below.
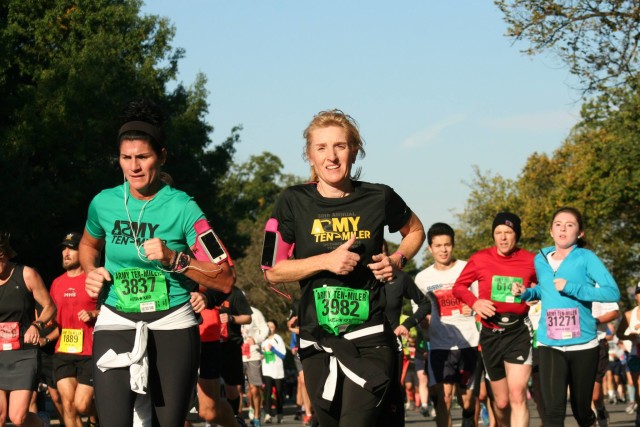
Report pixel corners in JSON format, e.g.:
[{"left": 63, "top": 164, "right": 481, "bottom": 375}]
[{"left": 118, "top": 100, "right": 165, "bottom": 156}]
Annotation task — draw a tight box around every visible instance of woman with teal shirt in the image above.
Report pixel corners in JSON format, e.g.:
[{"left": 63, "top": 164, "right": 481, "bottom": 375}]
[
  {"left": 513, "top": 207, "right": 619, "bottom": 427},
  {"left": 79, "top": 100, "right": 234, "bottom": 426}
]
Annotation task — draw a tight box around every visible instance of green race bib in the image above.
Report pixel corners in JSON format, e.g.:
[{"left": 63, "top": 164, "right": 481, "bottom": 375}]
[
  {"left": 491, "top": 275, "right": 522, "bottom": 303},
  {"left": 113, "top": 268, "right": 169, "bottom": 313},
  {"left": 313, "top": 286, "right": 369, "bottom": 336},
  {"left": 264, "top": 350, "right": 275, "bottom": 364}
]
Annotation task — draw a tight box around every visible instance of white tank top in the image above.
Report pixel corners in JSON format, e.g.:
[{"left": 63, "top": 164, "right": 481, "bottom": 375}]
[{"left": 627, "top": 306, "right": 640, "bottom": 357}]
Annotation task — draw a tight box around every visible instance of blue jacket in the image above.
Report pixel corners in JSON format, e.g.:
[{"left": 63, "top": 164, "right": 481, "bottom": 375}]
[{"left": 522, "top": 245, "right": 619, "bottom": 347}]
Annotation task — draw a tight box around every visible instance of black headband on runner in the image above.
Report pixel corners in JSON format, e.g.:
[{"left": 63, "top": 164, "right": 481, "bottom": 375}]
[{"left": 118, "top": 121, "right": 164, "bottom": 146}]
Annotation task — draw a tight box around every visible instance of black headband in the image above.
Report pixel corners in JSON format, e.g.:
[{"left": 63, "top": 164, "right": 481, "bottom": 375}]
[{"left": 118, "top": 121, "right": 164, "bottom": 146}]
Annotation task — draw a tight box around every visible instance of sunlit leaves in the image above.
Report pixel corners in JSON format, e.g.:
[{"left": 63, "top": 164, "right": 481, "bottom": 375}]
[
  {"left": 496, "top": 0, "right": 640, "bottom": 94},
  {"left": 455, "top": 83, "right": 640, "bottom": 302}
]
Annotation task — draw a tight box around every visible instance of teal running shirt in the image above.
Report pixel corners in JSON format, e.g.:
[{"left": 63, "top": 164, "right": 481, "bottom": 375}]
[{"left": 85, "top": 183, "right": 205, "bottom": 312}]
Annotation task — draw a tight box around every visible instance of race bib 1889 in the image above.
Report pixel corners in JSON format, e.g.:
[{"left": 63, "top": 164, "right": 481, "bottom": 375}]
[
  {"left": 113, "top": 268, "right": 169, "bottom": 313},
  {"left": 313, "top": 286, "right": 369, "bottom": 336},
  {"left": 59, "top": 328, "right": 83, "bottom": 354}
]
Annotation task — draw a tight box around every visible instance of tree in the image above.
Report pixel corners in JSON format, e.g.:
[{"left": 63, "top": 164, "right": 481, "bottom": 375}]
[
  {"left": 453, "top": 166, "right": 521, "bottom": 261},
  {"left": 495, "top": 0, "right": 640, "bottom": 93},
  {"left": 455, "top": 85, "right": 640, "bottom": 306},
  {"left": 217, "top": 152, "right": 300, "bottom": 257},
  {"left": 228, "top": 153, "right": 303, "bottom": 325},
  {"left": 554, "top": 88, "right": 640, "bottom": 301},
  {"left": 0, "top": 0, "right": 237, "bottom": 282},
  {"left": 492, "top": 0, "right": 640, "bottom": 303},
  {"left": 233, "top": 210, "right": 300, "bottom": 327}
]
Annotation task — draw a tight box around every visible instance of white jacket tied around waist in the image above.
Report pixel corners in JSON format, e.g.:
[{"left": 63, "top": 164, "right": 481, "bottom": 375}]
[
  {"left": 300, "top": 324, "right": 386, "bottom": 405},
  {"left": 94, "top": 304, "right": 197, "bottom": 394}
]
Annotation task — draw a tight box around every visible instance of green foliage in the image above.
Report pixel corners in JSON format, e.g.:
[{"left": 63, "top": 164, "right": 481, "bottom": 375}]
[
  {"left": 494, "top": 0, "right": 640, "bottom": 305},
  {"left": 454, "top": 166, "right": 520, "bottom": 260},
  {"left": 233, "top": 208, "right": 301, "bottom": 327},
  {"left": 0, "top": 0, "right": 237, "bottom": 282},
  {"left": 229, "top": 154, "right": 305, "bottom": 326},
  {"left": 495, "top": 0, "right": 640, "bottom": 94},
  {"left": 0, "top": 0, "right": 309, "bottom": 327},
  {"left": 217, "top": 152, "right": 301, "bottom": 257},
  {"left": 455, "top": 84, "right": 640, "bottom": 308}
]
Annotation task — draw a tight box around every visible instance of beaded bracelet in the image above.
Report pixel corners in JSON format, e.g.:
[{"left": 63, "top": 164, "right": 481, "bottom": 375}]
[{"left": 168, "top": 250, "right": 179, "bottom": 270}]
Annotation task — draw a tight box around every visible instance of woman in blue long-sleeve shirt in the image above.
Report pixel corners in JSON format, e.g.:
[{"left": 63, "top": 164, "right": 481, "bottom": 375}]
[{"left": 513, "top": 207, "right": 620, "bottom": 427}]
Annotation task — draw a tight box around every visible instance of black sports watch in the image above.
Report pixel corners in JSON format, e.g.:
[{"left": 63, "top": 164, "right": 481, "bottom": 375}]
[
  {"left": 173, "top": 252, "right": 191, "bottom": 273},
  {"left": 393, "top": 251, "right": 407, "bottom": 269}
]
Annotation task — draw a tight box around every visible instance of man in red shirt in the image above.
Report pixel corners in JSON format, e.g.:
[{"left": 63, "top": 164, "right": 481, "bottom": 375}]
[
  {"left": 453, "top": 213, "right": 537, "bottom": 427},
  {"left": 50, "top": 232, "right": 99, "bottom": 427}
]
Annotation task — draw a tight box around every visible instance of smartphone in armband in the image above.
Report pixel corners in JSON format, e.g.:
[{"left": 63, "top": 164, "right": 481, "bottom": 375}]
[
  {"left": 261, "top": 231, "right": 277, "bottom": 269},
  {"left": 260, "top": 218, "right": 293, "bottom": 270},
  {"left": 193, "top": 219, "right": 229, "bottom": 264}
]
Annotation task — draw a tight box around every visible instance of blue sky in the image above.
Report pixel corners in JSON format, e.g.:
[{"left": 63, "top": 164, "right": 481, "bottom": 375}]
[{"left": 142, "top": 1, "right": 583, "bottom": 258}]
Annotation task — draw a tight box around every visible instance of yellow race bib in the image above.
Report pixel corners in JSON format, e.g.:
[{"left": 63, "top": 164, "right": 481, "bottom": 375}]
[{"left": 59, "top": 328, "right": 83, "bottom": 353}]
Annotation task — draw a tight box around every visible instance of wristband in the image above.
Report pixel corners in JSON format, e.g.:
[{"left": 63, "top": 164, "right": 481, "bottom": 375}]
[
  {"left": 168, "top": 250, "right": 179, "bottom": 269},
  {"left": 263, "top": 270, "right": 271, "bottom": 284},
  {"left": 32, "top": 321, "right": 45, "bottom": 331}
]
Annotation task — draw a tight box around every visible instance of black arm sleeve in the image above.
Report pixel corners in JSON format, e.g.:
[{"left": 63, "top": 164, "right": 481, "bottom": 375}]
[
  {"left": 229, "top": 288, "right": 253, "bottom": 316},
  {"left": 402, "top": 278, "right": 431, "bottom": 330},
  {"left": 203, "top": 289, "right": 229, "bottom": 310}
]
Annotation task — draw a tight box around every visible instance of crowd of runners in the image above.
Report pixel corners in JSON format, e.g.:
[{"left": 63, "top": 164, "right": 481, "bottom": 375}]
[{"left": 0, "top": 104, "right": 637, "bottom": 427}]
